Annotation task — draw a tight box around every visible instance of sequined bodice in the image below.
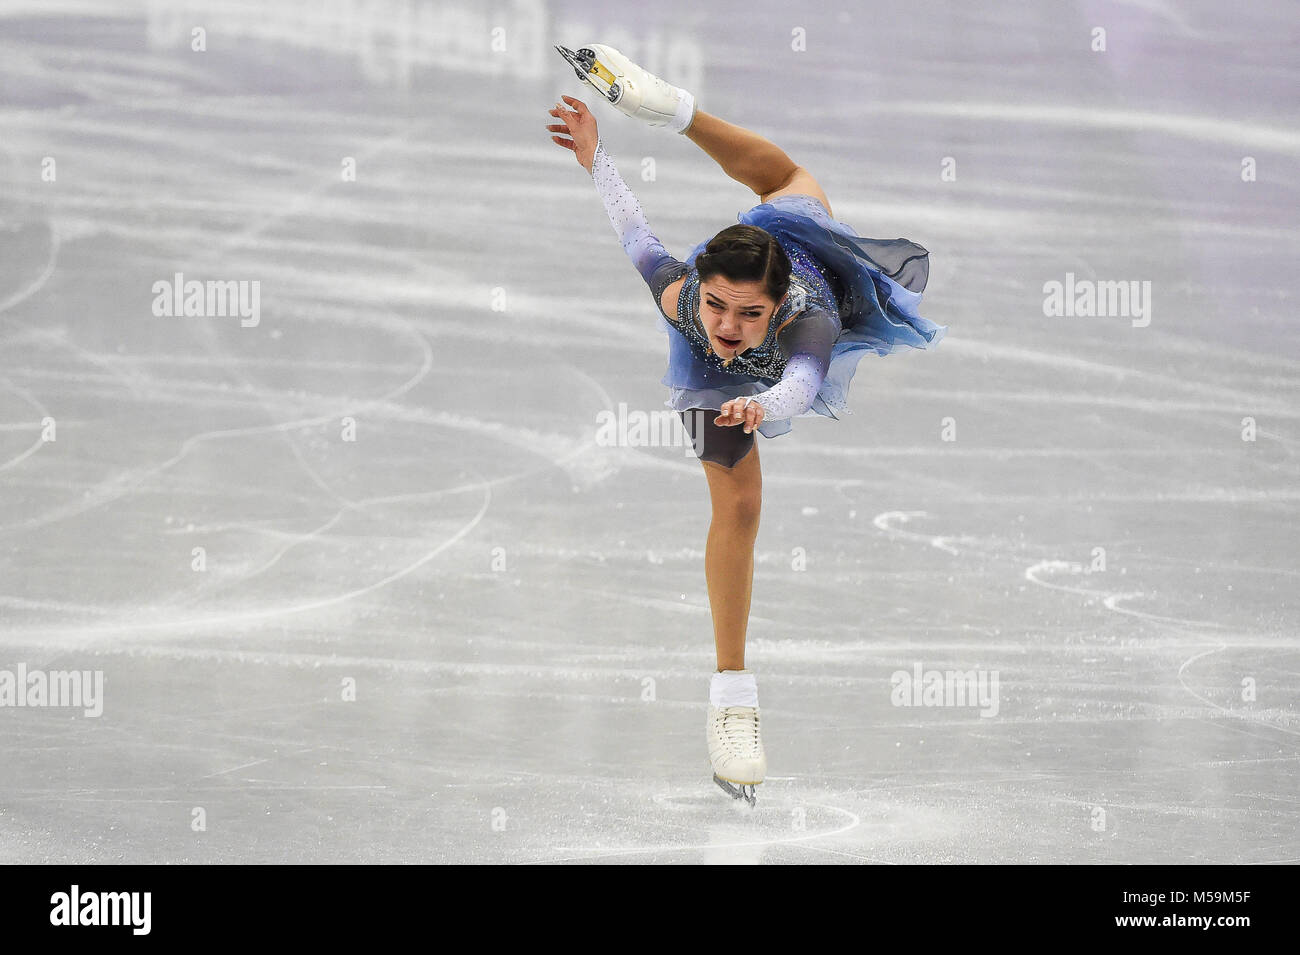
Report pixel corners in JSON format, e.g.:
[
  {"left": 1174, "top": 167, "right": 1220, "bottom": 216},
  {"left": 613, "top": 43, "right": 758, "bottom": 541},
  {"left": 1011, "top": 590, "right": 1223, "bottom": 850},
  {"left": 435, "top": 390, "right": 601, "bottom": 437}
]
[{"left": 673, "top": 241, "right": 842, "bottom": 381}]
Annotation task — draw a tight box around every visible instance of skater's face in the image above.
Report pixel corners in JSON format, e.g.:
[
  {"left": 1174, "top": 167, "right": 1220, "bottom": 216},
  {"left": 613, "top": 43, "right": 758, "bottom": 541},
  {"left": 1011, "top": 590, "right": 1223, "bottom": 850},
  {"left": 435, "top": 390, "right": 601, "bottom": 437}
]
[{"left": 699, "top": 277, "right": 781, "bottom": 358}]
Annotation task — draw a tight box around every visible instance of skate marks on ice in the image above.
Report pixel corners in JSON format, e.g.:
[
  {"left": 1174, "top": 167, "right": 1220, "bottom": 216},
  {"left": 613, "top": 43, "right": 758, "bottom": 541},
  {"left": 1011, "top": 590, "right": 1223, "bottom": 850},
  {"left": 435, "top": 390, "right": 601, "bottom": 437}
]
[
  {"left": 0, "top": 378, "right": 53, "bottom": 477},
  {"left": 800, "top": 95, "right": 1300, "bottom": 157},
  {"left": 0, "top": 220, "right": 61, "bottom": 474},
  {"left": 1024, "top": 559, "right": 1300, "bottom": 740},
  {"left": 0, "top": 52, "right": 623, "bottom": 639},
  {"left": 1, "top": 285, "right": 613, "bottom": 641},
  {"left": 873, "top": 510, "right": 969, "bottom": 556},
  {"left": 870, "top": 510, "right": 1300, "bottom": 743},
  {"left": 533, "top": 787, "right": 878, "bottom": 864},
  {"left": 1, "top": 484, "right": 492, "bottom": 643},
  {"left": 1024, "top": 559, "right": 1232, "bottom": 630},
  {"left": 0, "top": 221, "right": 58, "bottom": 315}
]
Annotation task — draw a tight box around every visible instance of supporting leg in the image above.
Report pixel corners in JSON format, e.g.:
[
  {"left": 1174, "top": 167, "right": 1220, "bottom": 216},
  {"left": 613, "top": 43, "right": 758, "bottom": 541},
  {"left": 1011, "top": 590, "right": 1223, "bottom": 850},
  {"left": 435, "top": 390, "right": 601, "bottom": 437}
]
[{"left": 701, "top": 439, "right": 762, "bottom": 671}]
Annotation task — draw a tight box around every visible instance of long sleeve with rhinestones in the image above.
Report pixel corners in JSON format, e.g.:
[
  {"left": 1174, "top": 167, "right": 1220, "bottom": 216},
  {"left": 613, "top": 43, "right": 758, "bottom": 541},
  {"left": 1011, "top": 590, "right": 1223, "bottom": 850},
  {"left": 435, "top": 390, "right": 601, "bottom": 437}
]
[
  {"left": 589, "top": 138, "right": 689, "bottom": 319},
  {"left": 752, "top": 307, "right": 841, "bottom": 418}
]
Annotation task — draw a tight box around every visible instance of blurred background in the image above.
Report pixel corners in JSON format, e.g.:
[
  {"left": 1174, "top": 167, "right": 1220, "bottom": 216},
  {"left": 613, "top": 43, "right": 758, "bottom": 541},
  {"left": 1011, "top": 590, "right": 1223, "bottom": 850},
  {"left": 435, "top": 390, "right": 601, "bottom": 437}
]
[{"left": 0, "top": 0, "right": 1296, "bottom": 863}]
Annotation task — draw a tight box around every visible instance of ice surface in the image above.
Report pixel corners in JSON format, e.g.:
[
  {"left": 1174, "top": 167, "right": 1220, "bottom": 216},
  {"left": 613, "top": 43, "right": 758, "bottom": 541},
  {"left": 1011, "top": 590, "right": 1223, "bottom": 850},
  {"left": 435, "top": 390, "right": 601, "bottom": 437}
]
[{"left": 0, "top": 0, "right": 1295, "bottom": 864}]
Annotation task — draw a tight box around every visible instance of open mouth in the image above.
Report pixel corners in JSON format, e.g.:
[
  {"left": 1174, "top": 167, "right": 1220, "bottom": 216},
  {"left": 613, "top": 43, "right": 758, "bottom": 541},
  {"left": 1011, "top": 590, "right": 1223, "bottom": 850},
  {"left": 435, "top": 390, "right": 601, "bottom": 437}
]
[{"left": 717, "top": 336, "right": 742, "bottom": 349}]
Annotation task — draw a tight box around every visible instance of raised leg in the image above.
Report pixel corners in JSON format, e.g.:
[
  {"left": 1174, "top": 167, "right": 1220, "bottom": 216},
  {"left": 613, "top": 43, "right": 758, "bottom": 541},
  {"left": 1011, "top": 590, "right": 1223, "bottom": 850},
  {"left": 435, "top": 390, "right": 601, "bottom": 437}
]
[
  {"left": 701, "top": 438, "right": 762, "bottom": 671},
  {"left": 684, "top": 110, "right": 833, "bottom": 215}
]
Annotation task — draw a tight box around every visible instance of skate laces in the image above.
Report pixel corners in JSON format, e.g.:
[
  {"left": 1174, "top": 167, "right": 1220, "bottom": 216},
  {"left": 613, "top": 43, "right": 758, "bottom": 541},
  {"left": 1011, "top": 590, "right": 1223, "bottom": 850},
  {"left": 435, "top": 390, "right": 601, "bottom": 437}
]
[{"left": 715, "top": 706, "right": 761, "bottom": 756}]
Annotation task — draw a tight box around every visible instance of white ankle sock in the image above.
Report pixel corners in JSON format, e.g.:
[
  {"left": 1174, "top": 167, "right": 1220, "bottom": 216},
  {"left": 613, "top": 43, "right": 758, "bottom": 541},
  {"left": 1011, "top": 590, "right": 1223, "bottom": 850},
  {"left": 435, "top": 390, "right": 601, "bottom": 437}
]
[
  {"left": 710, "top": 669, "right": 758, "bottom": 707},
  {"left": 669, "top": 90, "right": 697, "bottom": 134}
]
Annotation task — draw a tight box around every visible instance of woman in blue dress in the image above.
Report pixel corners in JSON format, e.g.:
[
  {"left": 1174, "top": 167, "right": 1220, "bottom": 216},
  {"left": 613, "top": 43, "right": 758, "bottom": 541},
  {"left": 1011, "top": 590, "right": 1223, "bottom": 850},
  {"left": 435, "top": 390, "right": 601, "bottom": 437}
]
[{"left": 547, "top": 44, "right": 946, "bottom": 806}]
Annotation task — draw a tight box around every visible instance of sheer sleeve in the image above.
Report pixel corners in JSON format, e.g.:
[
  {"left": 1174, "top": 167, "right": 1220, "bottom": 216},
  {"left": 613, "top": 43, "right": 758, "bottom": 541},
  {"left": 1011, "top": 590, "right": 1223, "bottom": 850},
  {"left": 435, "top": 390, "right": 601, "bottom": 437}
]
[
  {"left": 752, "top": 307, "right": 841, "bottom": 419},
  {"left": 589, "top": 138, "right": 688, "bottom": 322}
]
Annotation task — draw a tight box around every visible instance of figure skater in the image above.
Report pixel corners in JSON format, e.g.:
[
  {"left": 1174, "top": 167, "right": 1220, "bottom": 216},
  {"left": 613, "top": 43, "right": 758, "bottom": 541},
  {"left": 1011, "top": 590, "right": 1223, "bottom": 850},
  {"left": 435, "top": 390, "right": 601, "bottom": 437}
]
[{"left": 547, "top": 44, "right": 946, "bottom": 806}]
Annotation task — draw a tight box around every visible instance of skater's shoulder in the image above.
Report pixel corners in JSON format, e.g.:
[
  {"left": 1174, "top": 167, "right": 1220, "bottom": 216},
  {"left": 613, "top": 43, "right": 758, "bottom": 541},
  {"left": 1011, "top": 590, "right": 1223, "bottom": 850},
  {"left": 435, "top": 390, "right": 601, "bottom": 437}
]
[{"left": 661, "top": 263, "right": 699, "bottom": 324}]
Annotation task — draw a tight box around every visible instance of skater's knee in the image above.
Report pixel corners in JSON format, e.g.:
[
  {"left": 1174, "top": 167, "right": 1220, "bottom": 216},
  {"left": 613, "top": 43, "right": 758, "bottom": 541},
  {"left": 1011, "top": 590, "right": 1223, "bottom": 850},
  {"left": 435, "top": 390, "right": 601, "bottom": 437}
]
[
  {"left": 712, "top": 500, "right": 761, "bottom": 535},
  {"left": 732, "top": 490, "right": 762, "bottom": 528},
  {"left": 707, "top": 476, "right": 762, "bottom": 528}
]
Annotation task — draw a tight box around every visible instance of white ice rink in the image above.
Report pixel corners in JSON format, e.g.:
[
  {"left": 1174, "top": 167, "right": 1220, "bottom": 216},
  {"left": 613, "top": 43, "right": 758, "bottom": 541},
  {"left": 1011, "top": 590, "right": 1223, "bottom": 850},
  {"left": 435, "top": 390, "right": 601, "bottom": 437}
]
[{"left": 0, "top": 0, "right": 1297, "bottom": 863}]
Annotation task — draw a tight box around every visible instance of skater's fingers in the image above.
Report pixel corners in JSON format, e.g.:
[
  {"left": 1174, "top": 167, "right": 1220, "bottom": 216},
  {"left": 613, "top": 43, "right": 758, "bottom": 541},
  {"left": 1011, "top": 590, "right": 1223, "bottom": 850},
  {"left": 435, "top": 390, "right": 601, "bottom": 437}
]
[
  {"left": 545, "top": 123, "right": 570, "bottom": 133},
  {"left": 713, "top": 397, "right": 764, "bottom": 433},
  {"left": 714, "top": 401, "right": 743, "bottom": 427},
  {"left": 561, "top": 94, "right": 588, "bottom": 113},
  {"left": 550, "top": 135, "right": 576, "bottom": 151}
]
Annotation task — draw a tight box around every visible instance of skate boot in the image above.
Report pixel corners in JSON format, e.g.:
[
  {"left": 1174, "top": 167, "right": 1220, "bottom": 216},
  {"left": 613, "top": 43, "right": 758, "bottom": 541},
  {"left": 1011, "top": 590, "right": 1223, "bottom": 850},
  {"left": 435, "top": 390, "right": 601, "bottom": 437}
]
[
  {"left": 706, "top": 669, "right": 765, "bottom": 807},
  {"left": 555, "top": 43, "right": 698, "bottom": 133}
]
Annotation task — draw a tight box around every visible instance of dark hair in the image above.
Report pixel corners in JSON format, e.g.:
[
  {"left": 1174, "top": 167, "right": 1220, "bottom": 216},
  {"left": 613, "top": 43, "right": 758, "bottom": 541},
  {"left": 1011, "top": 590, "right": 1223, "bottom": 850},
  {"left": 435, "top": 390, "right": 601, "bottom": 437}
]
[{"left": 695, "top": 225, "right": 790, "bottom": 306}]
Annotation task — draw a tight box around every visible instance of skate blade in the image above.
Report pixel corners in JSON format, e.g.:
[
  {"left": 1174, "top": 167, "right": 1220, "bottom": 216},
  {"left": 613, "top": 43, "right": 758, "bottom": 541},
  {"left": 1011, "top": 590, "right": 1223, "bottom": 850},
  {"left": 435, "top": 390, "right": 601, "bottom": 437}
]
[
  {"left": 713, "top": 774, "right": 757, "bottom": 808},
  {"left": 554, "top": 45, "right": 621, "bottom": 104}
]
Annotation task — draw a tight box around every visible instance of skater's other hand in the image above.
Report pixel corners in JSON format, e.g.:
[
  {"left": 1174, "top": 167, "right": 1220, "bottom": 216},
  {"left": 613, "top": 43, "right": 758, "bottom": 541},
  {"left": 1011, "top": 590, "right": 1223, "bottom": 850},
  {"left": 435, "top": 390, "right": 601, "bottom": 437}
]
[
  {"left": 547, "top": 95, "right": 599, "bottom": 172},
  {"left": 716, "top": 397, "right": 765, "bottom": 435}
]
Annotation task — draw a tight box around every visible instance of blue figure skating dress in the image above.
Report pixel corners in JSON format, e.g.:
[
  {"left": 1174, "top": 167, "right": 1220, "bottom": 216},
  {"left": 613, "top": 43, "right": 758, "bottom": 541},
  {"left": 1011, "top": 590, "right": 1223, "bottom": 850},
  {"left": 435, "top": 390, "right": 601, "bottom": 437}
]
[{"left": 658, "top": 194, "right": 947, "bottom": 438}]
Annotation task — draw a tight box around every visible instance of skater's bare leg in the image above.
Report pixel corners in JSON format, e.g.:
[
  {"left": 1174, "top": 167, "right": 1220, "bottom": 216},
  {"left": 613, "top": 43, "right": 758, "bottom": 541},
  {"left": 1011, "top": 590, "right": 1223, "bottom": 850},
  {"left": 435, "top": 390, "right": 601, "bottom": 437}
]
[
  {"left": 684, "top": 110, "right": 833, "bottom": 215},
  {"left": 702, "top": 440, "right": 761, "bottom": 671}
]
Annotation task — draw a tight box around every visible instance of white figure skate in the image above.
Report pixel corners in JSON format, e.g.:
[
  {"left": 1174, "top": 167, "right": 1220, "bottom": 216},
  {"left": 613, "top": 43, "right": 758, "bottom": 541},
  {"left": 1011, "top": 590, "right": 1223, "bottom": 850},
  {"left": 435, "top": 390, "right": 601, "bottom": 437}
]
[
  {"left": 555, "top": 43, "right": 698, "bottom": 133},
  {"left": 708, "top": 703, "right": 766, "bottom": 807}
]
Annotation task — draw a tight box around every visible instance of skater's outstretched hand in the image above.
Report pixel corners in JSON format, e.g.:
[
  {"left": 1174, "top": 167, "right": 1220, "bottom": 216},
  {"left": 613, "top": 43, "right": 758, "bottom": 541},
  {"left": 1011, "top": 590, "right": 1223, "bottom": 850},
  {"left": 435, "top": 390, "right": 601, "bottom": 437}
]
[
  {"left": 716, "top": 396, "right": 766, "bottom": 435},
  {"left": 547, "top": 95, "right": 599, "bottom": 172}
]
